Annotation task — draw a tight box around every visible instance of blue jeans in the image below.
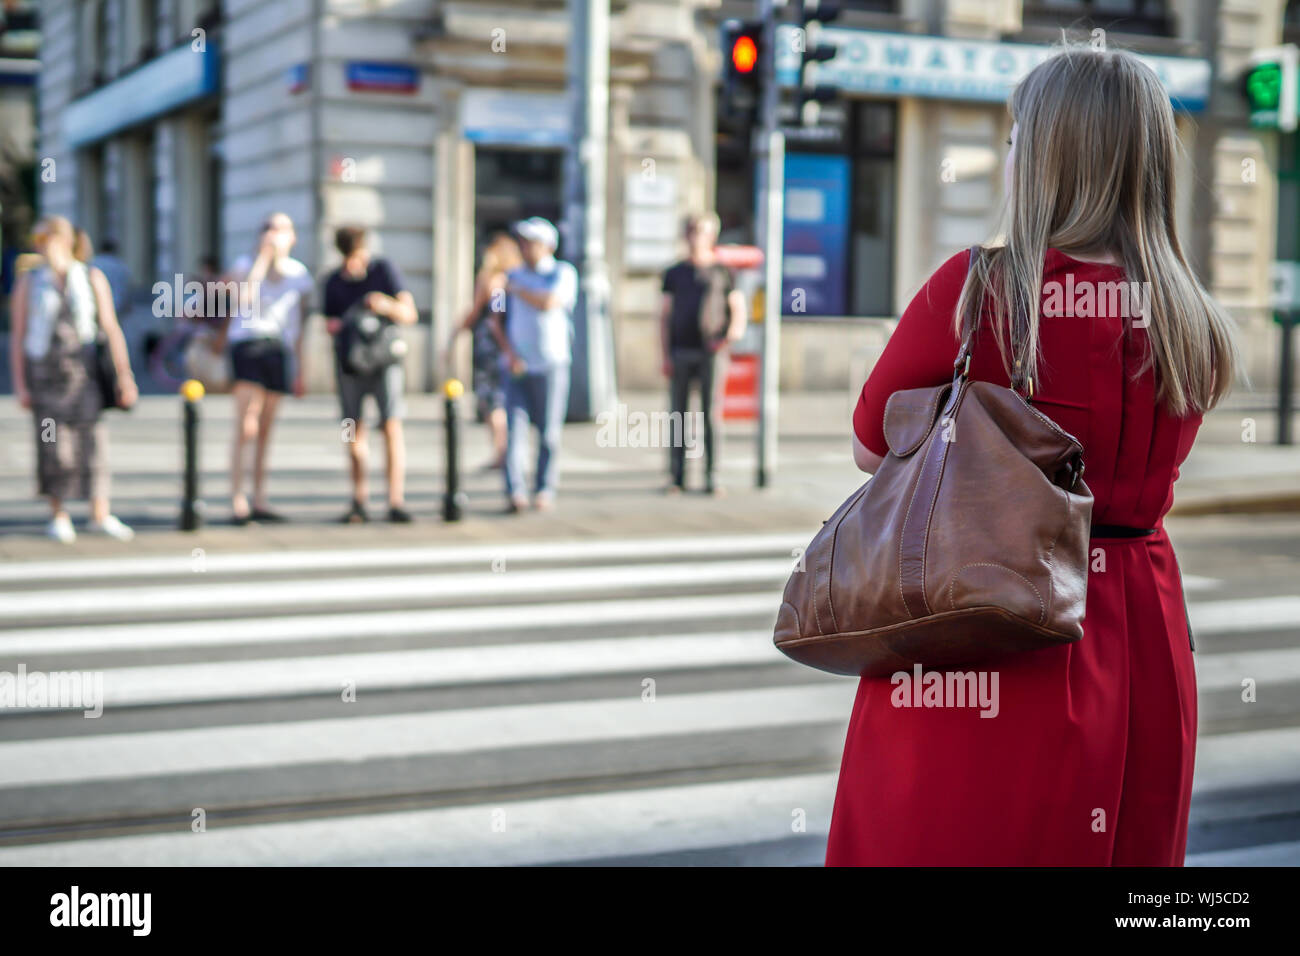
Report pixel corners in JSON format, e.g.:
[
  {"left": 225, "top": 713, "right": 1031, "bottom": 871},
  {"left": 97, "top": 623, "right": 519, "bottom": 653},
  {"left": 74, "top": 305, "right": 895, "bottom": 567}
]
[{"left": 503, "top": 366, "right": 570, "bottom": 499}]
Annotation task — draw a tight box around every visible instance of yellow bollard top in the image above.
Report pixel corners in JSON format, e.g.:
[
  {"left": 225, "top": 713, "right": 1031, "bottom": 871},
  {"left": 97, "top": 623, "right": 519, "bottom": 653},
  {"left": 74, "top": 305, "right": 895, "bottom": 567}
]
[
  {"left": 443, "top": 378, "right": 465, "bottom": 399},
  {"left": 181, "top": 379, "right": 206, "bottom": 402}
]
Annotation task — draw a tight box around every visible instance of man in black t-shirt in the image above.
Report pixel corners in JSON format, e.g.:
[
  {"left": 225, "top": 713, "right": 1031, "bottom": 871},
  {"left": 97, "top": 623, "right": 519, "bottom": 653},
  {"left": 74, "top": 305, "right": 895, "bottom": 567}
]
[
  {"left": 659, "top": 213, "right": 747, "bottom": 495},
  {"left": 322, "top": 226, "right": 419, "bottom": 523}
]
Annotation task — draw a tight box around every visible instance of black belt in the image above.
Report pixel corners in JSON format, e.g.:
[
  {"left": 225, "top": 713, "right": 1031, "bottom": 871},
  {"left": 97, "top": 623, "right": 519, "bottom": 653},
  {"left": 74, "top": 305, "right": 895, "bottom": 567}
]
[
  {"left": 1087, "top": 522, "right": 1192, "bottom": 653},
  {"left": 1090, "top": 524, "right": 1156, "bottom": 538}
]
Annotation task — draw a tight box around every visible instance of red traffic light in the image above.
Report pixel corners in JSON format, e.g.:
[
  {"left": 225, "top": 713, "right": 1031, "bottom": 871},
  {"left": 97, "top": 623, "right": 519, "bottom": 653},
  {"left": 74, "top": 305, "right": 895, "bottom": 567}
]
[{"left": 732, "top": 35, "right": 758, "bottom": 74}]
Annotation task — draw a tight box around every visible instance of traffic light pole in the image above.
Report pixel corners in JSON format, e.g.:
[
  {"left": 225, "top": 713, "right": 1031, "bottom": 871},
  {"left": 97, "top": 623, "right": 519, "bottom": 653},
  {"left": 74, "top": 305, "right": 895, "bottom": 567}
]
[
  {"left": 564, "top": 0, "right": 616, "bottom": 422},
  {"left": 755, "top": 0, "right": 784, "bottom": 488}
]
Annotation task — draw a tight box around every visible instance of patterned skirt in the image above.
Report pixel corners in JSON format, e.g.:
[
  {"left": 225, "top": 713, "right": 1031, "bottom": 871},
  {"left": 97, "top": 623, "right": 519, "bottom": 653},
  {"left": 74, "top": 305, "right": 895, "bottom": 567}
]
[{"left": 26, "top": 313, "right": 108, "bottom": 501}]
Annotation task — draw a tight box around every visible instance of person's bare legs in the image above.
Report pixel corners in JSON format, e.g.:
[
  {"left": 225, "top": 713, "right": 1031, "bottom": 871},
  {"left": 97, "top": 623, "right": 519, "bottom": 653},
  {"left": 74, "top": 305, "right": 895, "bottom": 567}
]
[
  {"left": 382, "top": 418, "right": 406, "bottom": 507},
  {"left": 251, "top": 391, "right": 281, "bottom": 512},
  {"left": 48, "top": 495, "right": 66, "bottom": 520},
  {"left": 347, "top": 419, "right": 370, "bottom": 505},
  {"left": 90, "top": 496, "right": 108, "bottom": 523},
  {"left": 488, "top": 407, "right": 507, "bottom": 468},
  {"left": 230, "top": 382, "right": 264, "bottom": 518}
]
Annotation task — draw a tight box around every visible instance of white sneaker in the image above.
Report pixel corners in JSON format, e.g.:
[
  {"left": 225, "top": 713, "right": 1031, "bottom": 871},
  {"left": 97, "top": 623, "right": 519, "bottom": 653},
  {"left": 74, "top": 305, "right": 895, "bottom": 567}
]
[
  {"left": 46, "top": 514, "right": 76, "bottom": 544},
  {"left": 88, "top": 514, "right": 135, "bottom": 541}
]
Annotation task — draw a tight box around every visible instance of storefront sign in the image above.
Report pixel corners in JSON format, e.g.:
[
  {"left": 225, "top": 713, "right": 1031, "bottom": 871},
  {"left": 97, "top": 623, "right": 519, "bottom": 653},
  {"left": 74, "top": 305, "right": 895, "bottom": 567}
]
[
  {"left": 782, "top": 153, "right": 849, "bottom": 316},
  {"left": 775, "top": 27, "right": 1211, "bottom": 112},
  {"left": 63, "top": 43, "right": 219, "bottom": 147},
  {"left": 461, "top": 89, "right": 571, "bottom": 147}
]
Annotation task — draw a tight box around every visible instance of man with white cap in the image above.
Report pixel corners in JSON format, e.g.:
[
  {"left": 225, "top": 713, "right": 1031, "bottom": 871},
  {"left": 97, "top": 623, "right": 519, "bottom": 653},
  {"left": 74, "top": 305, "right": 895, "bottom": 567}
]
[{"left": 488, "top": 217, "right": 578, "bottom": 512}]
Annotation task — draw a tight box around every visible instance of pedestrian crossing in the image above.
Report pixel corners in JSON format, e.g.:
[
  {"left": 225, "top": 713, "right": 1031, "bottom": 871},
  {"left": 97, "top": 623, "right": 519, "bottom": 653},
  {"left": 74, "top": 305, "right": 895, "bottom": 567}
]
[{"left": 0, "top": 531, "right": 1297, "bottom": 866}]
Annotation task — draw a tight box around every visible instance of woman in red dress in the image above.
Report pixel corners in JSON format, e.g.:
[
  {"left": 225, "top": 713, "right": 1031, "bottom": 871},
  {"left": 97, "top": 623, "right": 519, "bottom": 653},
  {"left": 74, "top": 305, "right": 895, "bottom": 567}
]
[{"left": 825, "top": 48, "right": 1240, "bottom": 866}]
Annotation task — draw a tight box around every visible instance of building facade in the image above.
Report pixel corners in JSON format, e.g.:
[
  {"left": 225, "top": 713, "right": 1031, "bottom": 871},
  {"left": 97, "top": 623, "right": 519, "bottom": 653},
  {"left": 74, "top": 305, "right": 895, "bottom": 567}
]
[
  {"left": 36, "top": 0, "right": 718, "bottom": 393},
  {"left": 32, "top": 0, "right": 1294, "bottom": 394},
  {"left": 1, "top": 0, "right": 40, "bottom": 308},
  {"left": 709, "top": 0, "right": 1287, "bottom": 394}
]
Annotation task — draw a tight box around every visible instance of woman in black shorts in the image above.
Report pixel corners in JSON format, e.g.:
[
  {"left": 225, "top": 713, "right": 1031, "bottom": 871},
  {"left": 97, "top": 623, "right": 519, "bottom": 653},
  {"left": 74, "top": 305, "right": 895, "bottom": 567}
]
[{"left": 213, "top": 213, "right": 314, "bottom": 524}]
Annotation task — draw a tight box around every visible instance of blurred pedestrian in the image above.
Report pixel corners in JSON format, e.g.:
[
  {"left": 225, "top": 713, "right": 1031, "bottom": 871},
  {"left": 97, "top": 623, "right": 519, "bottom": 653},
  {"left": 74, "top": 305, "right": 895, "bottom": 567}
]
[
  {"left": 659, "top": 212, "right": 747, "bottom": 495},
  {"left": 91, "top": 238, "right": 133, "bottom": 319},
  {"left": 322, "top": 226, "right": 418, "bottom": 523},
  {"left": 212, "top": 212, "right": 313, "bottom": 525},
  {"left": 7, "top": 215, "right": 137, "bottom": 542},
  {"left": 490, "top": 217, "right": 577, "bottom": 513},
  {"left": 450, "top": 232, "right": 521, "bottom": 471},
  {"left": 175, "top": 254, "right": 232, "bottom": 393}
]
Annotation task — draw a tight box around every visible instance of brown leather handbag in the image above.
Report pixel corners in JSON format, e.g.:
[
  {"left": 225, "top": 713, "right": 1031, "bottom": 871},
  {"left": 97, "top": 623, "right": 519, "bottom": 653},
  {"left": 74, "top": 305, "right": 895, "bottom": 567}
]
[{"left": 774, "top": 249, "right": 1095, "bottom": 677}]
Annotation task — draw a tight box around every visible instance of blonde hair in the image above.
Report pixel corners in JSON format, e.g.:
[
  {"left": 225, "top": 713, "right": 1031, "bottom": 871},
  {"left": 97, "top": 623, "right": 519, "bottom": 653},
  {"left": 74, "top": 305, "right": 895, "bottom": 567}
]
[
  {"left": 956, "top": 45, "right": 1240, "bottom": 416},
  {"left": 477, "top": 232, "right": 522, "bottom": 282},
  {"left": 73, "top": 228, "right": 94, "bottom": 263},
  {"left": 32, "top": 214, "right": 74, "bottom": 251}
]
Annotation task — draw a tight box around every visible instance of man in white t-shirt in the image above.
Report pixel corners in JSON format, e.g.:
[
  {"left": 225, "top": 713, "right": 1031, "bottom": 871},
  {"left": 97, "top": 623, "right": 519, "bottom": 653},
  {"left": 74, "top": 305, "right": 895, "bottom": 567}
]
[
  {"left": 489, "top": 217, "right": 577, "bottom": 513},
  {"left": 213, "top": 212, "right": 314, "bottom": 524}
]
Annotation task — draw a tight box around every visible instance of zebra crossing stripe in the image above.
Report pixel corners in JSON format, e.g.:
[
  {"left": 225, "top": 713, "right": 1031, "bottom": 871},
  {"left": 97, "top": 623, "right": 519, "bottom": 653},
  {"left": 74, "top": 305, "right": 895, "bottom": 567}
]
[
  {"left": 0, "top": 558, "right": 799, "bottom": 620},
  {"left": 0, "top": 684, "right": 857, "bottom": 789},
  {"left": 5, "top": 630, "right": 787, "bottom": 711},
  {"left": 0, "top": 593, "right": 782, "bottom": 656},
  {"left": 0, "top": 533, "right": 809, "bottom": 584}
]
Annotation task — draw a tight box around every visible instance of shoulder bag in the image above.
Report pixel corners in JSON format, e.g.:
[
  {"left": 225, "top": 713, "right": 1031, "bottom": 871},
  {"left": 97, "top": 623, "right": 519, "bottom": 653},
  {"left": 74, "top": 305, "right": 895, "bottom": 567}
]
[
  {"left": 773, "top": 247, "right": 1094, "bottom": 676},
  {"left": 697, "top": 264, "right": 733, "bottom": 346}
]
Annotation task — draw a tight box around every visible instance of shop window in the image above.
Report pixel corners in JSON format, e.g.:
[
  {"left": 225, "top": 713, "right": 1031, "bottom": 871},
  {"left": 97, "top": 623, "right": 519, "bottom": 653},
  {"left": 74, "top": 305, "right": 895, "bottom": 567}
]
[
  {"left": 1286, "top": 0, "right": 1300, "bottom": 48},
  {"left": 840, "top": 0, "right": 899, "bottom": 11},
  {"left": 137, "top": 0, "right": 159, "bottom": 62},
  {"left": 1022, "top": 0, "right": 1173, "bottom": 37},
  {"left": 76, "top": 0, "right": 113, "bottom": 91},
  {"left": 775, "top": 101, "right": 895, "bottom": 317},
  {"left": 473, "top": 148, "right": 565, "bottom": 258},
  {"left": 0, "top": 1, "right": 38, "bottom": 33},
  {"left": 205, "top": 111, "right": 222, "bottom": 268},
  {"left": 849, "top": 101, "right": 895, "bottom": 317}
]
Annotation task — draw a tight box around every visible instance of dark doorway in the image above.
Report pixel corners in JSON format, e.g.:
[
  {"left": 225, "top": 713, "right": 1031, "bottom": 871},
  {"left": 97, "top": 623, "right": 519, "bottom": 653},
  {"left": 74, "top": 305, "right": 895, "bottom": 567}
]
[{"left": 473, "top": 147, "right": 564, "bottom": 262}]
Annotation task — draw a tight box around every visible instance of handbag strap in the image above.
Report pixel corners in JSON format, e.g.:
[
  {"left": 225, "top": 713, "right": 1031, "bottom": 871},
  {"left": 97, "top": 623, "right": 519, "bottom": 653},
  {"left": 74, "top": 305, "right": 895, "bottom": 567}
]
[{"left": 951, "top": 245, "right": 1033, "bottom": 396}]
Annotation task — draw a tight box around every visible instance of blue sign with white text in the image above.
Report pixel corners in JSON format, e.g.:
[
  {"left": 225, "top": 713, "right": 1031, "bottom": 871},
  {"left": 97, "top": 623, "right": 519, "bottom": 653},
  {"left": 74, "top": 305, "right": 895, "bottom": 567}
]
[
  {"left": 774, "top": 27, "right": 1211, "bottom": 112},
  {"left": 782, "top": 153, "right": 850, "bottom": 317},
  {"left": 345, "top": 62, "right": 420, "bottom": 94}
]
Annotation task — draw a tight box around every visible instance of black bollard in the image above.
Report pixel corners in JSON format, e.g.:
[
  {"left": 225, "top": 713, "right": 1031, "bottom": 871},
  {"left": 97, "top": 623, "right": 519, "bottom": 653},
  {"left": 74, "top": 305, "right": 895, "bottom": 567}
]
[
  {"left": 180, "top": 380, "right": 204, "bottom": 531},
  {"left": 443, "top": 379, "right": 464, "bottom": 522}
]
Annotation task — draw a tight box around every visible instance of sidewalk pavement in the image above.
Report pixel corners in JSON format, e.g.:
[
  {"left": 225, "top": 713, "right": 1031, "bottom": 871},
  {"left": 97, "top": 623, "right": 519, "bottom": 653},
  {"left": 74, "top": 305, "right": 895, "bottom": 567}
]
[{"left": 0, "top": 389, "right": 1294, "bottom": 559}]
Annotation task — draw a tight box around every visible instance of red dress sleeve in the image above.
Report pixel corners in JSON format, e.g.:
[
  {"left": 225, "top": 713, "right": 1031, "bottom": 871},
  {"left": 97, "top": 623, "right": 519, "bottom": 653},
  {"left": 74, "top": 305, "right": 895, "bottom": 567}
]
[{"left": 852, "top": 249, "right": 972, "bottom": 457}]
